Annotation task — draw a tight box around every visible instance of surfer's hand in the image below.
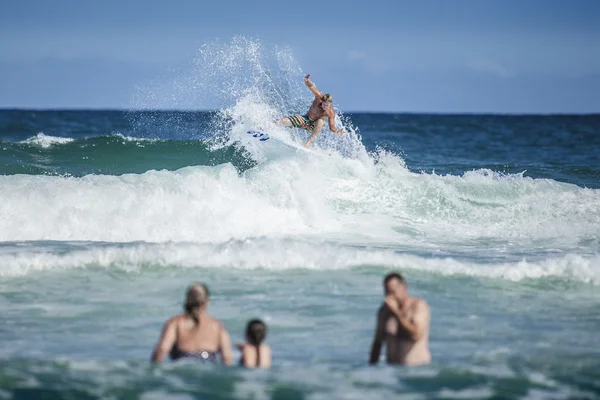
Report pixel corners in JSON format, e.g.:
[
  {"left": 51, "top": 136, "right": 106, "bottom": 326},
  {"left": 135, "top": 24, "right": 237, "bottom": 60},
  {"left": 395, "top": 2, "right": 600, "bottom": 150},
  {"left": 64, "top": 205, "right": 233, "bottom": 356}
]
[
  {"left": 336, "top": 128, "right": 346, "bottom": 136},
  {"left": 384, "top": 296, "right": 400, "bottom": 314},
  {"left": 304, "top": 74, "right": 312, "bottom": 87}
]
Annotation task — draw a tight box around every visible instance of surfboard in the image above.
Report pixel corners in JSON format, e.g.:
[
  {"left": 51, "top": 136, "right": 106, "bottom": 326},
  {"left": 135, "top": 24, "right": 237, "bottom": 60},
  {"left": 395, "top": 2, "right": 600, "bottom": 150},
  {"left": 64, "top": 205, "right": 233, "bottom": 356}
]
[{"left": 246, "top": 130, "right": 313, "bottom": 154}]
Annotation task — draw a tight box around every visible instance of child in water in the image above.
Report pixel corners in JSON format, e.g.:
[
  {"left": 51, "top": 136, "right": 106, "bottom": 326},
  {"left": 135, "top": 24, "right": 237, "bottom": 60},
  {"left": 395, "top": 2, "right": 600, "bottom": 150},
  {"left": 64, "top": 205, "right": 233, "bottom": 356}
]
[{"left": 238, "top": 319, "right": 271, "bottom": 368}]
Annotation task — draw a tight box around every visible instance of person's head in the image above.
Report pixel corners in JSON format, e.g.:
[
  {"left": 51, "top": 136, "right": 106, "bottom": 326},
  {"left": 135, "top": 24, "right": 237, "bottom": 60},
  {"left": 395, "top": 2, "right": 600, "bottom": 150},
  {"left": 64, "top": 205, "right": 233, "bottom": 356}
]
[
  {"left": 383, "top": 272, "right": 407, "bottom": 301},
  {"left": 321, "top": 93, "right": 333, "bottom": 109},
  {"left": 184, "top": 282, "right": 210, "bottom": 319},
  {"left": 245, "top": 319, "right": 267, "bottom": 346}
]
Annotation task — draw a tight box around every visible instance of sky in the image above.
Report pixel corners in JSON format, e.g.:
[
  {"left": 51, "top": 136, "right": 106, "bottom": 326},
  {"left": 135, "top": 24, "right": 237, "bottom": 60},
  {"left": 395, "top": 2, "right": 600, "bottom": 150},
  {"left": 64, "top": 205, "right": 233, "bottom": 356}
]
[{"left": 1, "top": 0, "right": 599, "bottom": 113}]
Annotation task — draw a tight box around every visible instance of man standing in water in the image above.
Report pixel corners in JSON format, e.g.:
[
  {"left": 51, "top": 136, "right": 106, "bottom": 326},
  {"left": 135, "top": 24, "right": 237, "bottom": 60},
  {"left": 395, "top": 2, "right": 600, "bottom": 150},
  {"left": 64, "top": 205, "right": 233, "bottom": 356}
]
[
  {"left": 278, "top": 73, "right": 346, "bottom": 148},
  {"left": 369, "top": 272, "right": 431, "bottom": 366}
]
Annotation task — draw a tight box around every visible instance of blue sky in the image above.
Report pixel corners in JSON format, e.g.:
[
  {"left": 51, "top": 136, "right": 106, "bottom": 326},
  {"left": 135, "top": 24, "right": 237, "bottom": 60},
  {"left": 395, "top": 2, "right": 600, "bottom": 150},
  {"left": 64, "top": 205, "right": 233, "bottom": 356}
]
[{"left": 1, "top": 0, "right": 599, "bottom": 113}]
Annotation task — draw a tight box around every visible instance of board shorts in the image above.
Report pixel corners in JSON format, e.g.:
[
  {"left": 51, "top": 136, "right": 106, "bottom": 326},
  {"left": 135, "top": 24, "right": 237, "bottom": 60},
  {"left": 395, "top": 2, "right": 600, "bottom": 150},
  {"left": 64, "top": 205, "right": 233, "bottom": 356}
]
[{"left": 287, "top": 115, "right": 317, "bottom": 132}]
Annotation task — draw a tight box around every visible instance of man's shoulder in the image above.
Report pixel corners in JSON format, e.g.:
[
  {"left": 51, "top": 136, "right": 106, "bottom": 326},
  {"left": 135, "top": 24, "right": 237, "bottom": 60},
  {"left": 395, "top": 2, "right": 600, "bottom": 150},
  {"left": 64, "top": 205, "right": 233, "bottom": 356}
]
[
  {"left": 412, "top": 296, "right": 428, "bottom": 305},
  {"left": 412, "top": 297, "right": 430, "bottom": 313}
]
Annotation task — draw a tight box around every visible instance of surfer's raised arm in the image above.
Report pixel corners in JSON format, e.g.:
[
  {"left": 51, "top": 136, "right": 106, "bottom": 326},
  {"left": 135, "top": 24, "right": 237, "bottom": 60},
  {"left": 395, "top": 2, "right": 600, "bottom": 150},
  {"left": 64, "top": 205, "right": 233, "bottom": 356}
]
[{"left": 304, "top": 74, "right": 322, "bottom": 99}]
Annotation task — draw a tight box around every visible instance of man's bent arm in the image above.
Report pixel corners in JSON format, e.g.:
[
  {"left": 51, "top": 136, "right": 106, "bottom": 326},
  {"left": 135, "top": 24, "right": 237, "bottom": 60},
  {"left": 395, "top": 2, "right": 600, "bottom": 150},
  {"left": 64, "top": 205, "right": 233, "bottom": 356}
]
[
  {"left": 328, "top": 115, "right": 343, "bottom": 134},
  {"left": 390, "top": 300, "right": 429, "bottom": 341}
]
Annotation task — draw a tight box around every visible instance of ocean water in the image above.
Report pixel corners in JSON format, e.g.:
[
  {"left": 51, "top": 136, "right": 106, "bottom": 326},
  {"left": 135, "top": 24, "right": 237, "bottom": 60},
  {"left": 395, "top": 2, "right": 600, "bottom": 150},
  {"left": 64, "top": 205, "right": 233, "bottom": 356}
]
[{"left": 1, "top": 40, "right": 600, "bottom": 399}]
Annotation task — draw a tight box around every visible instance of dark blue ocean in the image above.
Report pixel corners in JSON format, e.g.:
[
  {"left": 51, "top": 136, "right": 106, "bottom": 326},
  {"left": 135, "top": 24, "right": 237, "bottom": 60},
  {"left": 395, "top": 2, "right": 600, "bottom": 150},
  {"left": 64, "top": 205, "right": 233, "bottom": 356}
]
[{"left": 1, "top": 39, "right": 599, "bottom": 400}]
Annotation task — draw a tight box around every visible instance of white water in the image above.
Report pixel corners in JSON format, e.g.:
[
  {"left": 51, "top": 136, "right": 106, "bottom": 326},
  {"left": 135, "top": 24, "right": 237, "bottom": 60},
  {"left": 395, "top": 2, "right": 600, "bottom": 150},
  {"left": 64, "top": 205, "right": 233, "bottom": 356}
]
[
  {"left": 3, "top": 86, "right": 600, "bottom": 285},
  {"left": 1, "top": 140, "right": 599, "bottom": 283},
  {"left": 1, "top": 240, "right": 599, "bottom": 283},
  {"left": 21, "top": 132, "right": 74, "bottom": 148},
  {"left": 1, "top": 148, "right": 598, "bottom": 242}
]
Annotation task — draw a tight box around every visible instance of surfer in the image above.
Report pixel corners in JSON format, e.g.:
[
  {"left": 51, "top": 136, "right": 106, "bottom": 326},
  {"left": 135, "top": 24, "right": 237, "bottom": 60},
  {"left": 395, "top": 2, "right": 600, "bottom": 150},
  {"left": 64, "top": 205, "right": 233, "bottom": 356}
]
[
  {"left": 278, "top": 73, "right": 346, "bottom": 148},
  {"left": 369, "top": 272, "right": 431, "bottom": 366}
]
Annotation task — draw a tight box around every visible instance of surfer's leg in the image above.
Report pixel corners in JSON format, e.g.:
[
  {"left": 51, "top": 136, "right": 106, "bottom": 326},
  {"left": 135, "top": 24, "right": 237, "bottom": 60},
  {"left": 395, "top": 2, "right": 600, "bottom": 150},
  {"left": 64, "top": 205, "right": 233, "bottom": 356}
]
[
  {"left": 312, "top": 118, "right": 324, "bottom": 134},
  {"left": 303, "top": 119, "right": 324, "bottom": 148},
  {"left": 278, "top": 117, "right": 293, "bottom": 127},
  {"left": 304, "top": 132, "right": 319, "bottom": 148}
]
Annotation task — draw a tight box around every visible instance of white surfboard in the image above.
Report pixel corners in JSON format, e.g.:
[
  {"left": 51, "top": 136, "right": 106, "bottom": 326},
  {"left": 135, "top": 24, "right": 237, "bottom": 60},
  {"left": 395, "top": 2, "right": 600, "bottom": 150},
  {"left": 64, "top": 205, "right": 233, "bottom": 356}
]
[{"left": 246, "top": 130, "right": 314, "bottom": 155}]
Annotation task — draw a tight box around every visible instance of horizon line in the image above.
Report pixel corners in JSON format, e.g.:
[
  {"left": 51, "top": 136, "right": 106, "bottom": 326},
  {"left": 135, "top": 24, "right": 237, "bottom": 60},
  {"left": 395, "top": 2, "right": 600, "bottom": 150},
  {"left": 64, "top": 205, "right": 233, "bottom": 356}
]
[{"left": 1, "top": 107, "right": 599, "bottom": 117}]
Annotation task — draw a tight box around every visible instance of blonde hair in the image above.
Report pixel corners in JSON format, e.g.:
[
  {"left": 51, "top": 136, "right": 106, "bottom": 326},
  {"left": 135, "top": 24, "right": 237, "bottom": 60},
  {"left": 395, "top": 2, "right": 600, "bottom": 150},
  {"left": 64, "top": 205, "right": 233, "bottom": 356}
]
[
  {"left": 321, "top": 93, "right": 333, "bottom": 103},
  {"left": 184, "top": 282, "right": 210, "bottom": 323}
]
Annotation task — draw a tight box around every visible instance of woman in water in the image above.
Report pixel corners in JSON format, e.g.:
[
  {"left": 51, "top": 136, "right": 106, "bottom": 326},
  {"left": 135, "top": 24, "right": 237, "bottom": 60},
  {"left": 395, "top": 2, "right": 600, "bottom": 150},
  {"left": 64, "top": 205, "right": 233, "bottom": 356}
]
[
  {"left": 151, "top": 282, "right": 233, "bottom": 365},
  {"left": 238, "top": 319, "right": 271, "bottom": 368}
]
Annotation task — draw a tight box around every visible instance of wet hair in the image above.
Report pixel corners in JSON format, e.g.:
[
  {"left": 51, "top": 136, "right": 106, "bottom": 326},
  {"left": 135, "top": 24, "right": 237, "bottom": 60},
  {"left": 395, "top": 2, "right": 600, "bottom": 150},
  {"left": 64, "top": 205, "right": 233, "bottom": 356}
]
[
  {"left": 184, "top": 282, "right": 210, "bottom": 325},
  {"left": 383, "top": 272, "right": 406, "bottom": 290},
  {"left": 246, "top": 319, "right": 267, "bottom": 366},
  {"left": 246, "top": 319, "right": 267, "bottom": 345},
  {"left": 321, "top": 93, "right": 333, "bottom": 103}
]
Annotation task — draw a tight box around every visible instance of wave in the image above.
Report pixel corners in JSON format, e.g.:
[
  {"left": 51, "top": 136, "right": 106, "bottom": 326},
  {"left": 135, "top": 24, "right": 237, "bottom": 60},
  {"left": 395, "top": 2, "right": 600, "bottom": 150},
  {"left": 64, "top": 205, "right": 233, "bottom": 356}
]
[
  {"left": 0, "top": 152, "right": 598, "bottom": 249},
  {"left": 18, "top": 132, "right": 158, "bottom": 147},
  {"left": 0, "top": 133, "right": 256, "bottom": 176},
  {"left": 21, "top": 132, "right": 75, "bottom": 148},
  {"left": 1, "top": 239, "right": 598, "bottom": 284}
]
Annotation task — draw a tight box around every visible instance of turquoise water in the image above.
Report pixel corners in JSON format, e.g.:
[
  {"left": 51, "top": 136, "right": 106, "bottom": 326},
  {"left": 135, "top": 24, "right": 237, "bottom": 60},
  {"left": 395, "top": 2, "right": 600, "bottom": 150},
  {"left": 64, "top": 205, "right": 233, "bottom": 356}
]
[{"left": 1, "top": 39, "right": 600, "bottom": 399}]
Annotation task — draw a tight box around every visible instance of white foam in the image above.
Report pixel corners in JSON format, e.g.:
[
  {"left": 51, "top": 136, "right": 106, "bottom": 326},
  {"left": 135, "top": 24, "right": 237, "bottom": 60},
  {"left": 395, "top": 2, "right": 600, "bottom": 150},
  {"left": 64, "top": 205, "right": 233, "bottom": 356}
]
[
  {"left": 0, "top": 240, "right": 598, "bottom": 284},
  {"left": 110, "top": 133, "right": 160, "bottom": 142},
  {"left": 21, "top": 132, "right": 74, "bottom": 148},
  {"left": 0, "top": 163, "right": 331, "bottom": 242},
  {"left": 0, "top": 150, "right": 599, "bottom": 251}
]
